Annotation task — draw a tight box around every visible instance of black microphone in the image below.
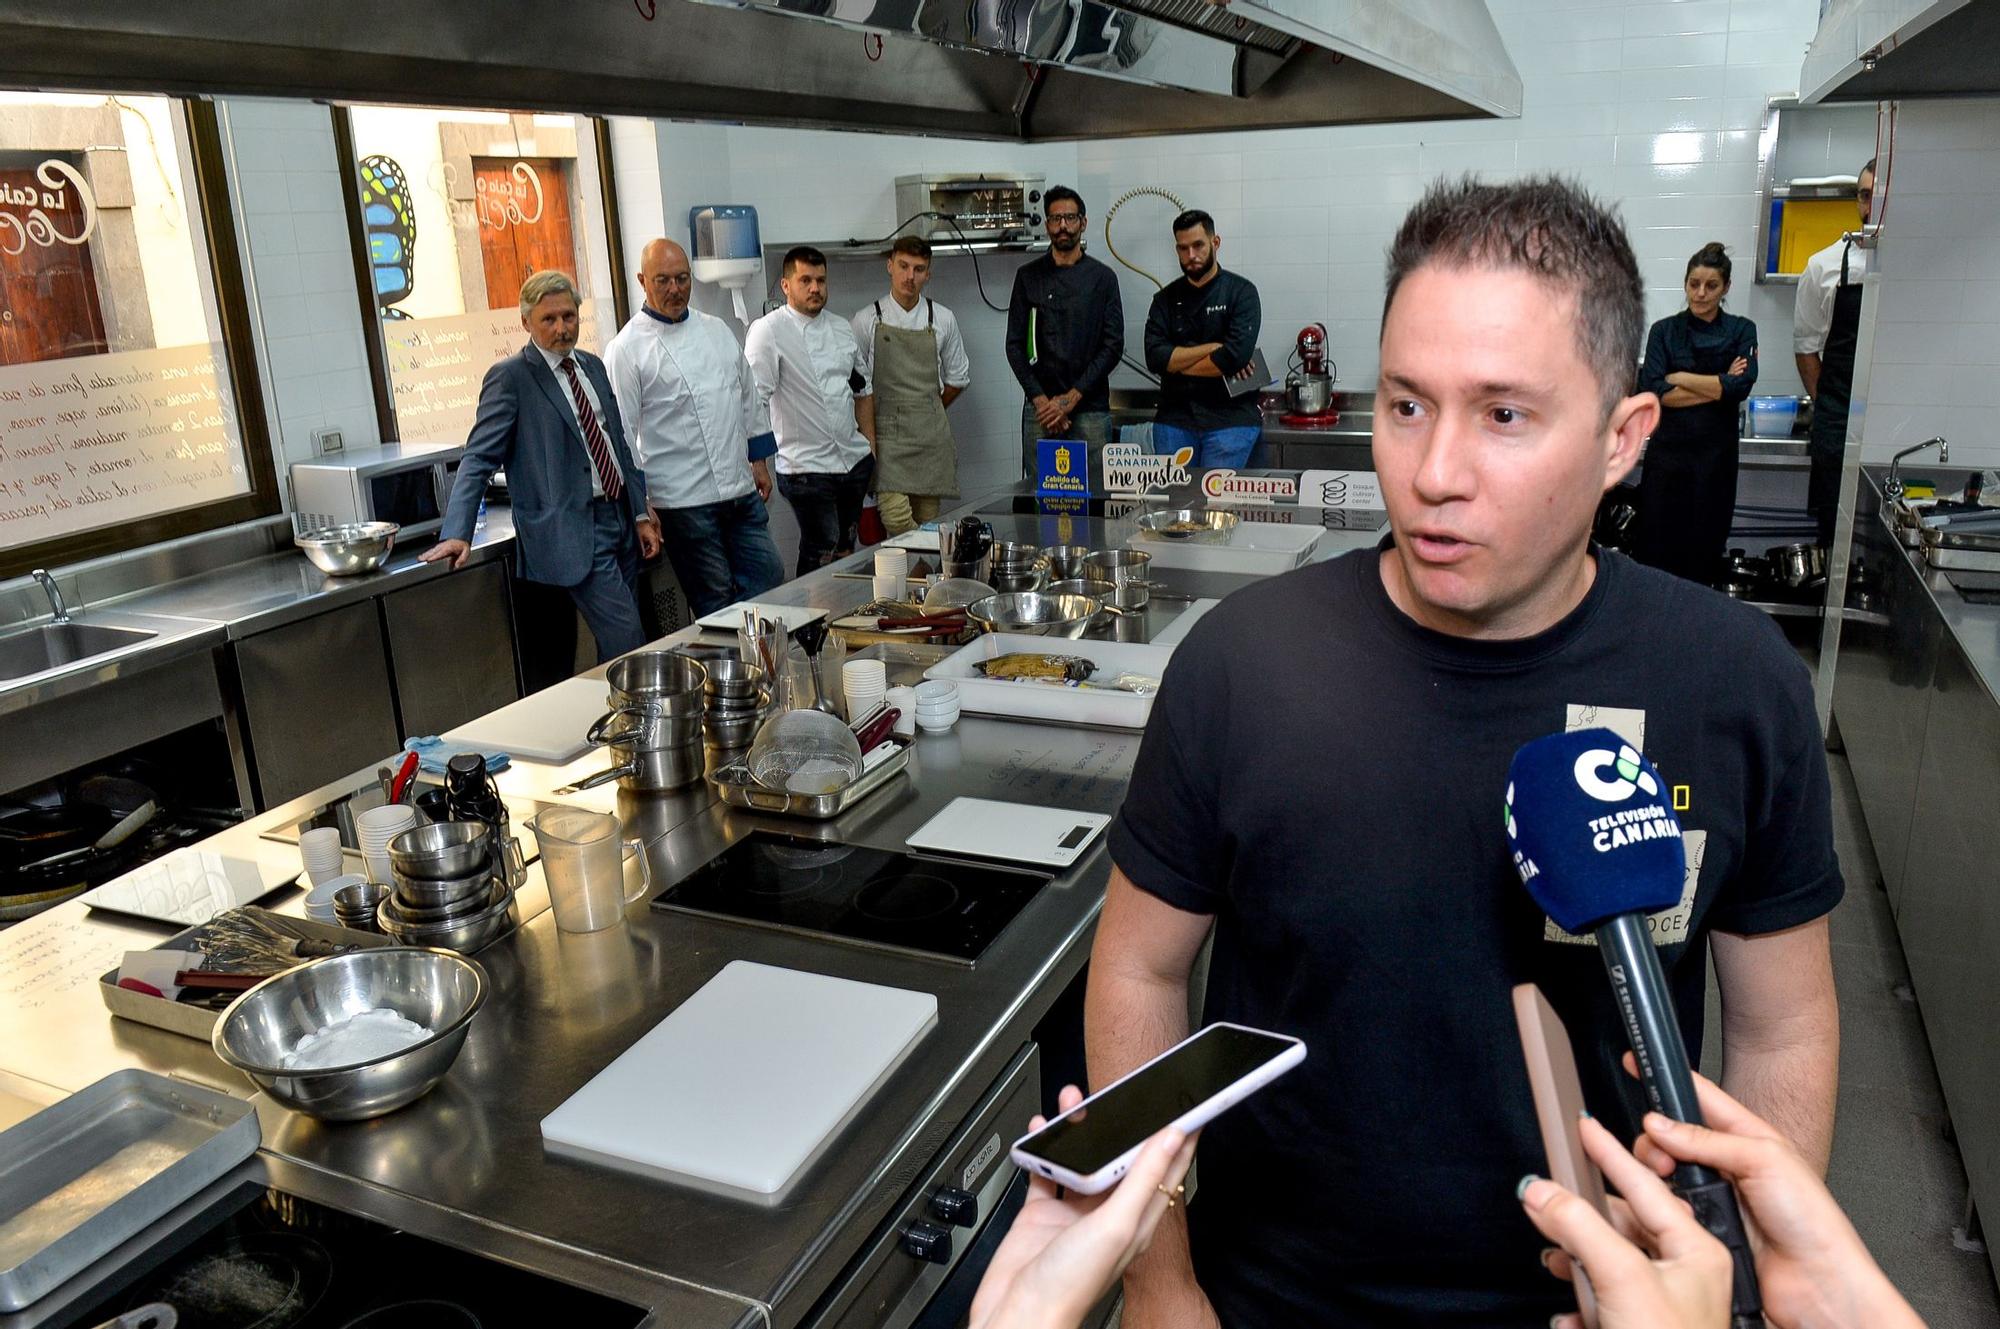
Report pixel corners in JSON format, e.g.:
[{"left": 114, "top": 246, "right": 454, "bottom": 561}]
[{"left": 1506, "top": 728, "right": 1763, "bottom": 1329}]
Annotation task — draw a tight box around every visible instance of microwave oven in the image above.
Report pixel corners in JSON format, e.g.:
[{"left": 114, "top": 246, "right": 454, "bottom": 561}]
[{"left": 289, "top": 442, "right": 467, "bottom": 539}]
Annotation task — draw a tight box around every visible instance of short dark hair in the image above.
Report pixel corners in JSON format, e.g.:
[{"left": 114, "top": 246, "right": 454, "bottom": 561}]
[
  {"left": 1686, "top": 241, "right": 1732, "bottom": 284},
  {"left": 1860, "top": 157, "right": 1877, "bottom": 177},
  {"left": 782, "top": 245, "right": 827, "bottom": 277},
  {"left": 1044, "top": 185, "right": 1085, "bottom": 217},
  {"left": 889, "top": 234, "right": 932, "bottom": 261},
  {"left": 1172, "top": 209, "right": 1215, "bottom": 236},
  {"left": 1384, "top": 175, "right": 1643, "bottom": 417}
]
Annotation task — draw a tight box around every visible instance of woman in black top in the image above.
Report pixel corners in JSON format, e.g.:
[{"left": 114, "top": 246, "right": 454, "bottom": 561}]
[{"left": 1636, "top": 242, "right": 1758, "bottom": 584}]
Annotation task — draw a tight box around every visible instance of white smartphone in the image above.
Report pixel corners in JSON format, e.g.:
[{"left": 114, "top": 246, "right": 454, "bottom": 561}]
[{"left": 1010, "top": 1023, "right": 1306, "bottom": 1194}]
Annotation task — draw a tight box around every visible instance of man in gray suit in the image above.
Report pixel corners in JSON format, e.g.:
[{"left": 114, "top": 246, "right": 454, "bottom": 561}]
[{"left": 422, "top": 270, "right": 661, "bottom": 662}]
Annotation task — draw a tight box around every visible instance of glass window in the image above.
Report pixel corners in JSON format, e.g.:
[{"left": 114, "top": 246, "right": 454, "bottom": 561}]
[
  {"left": 342, "top": 107, "right": 618, "bottom": 444},
  {"left": 0, "top": 92, "right": 271, "bottom": 573}
]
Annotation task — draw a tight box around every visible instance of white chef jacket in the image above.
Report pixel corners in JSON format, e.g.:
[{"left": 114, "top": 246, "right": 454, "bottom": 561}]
[
  {"left": 743, "top": 304, "right": 872, "bottom": 476},
  {"left": 851, "top": 295, "right": 973, "bottom": 390},
  {"left": 604, "top": 307, "right": 769, "bottom": 509},
  {"left": 1792, "top": 238, "right": 1872, "bottom": 356},
  {"left": 532, "top": 341, "right": 608, "bottom": 497}
]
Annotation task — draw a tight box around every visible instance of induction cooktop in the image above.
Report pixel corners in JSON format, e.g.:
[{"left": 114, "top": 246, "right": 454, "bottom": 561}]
[
  {"left": 48, "top": 1183, "right": 645, "bottom": 1328},
  {"left": 651, "top": 832, "right": 1051, "bottom": 965}
]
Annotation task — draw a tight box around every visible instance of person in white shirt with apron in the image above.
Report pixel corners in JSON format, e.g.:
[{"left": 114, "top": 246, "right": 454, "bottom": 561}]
[
  {"left": 851, "top": 235, "right": 970, "bottom": 535},
  {"left": 1794, "top": 158, "right": 1873, "bottom": 548}
]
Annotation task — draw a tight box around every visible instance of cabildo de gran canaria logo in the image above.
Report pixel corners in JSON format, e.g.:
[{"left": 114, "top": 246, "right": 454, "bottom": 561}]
[{"left": 1573, "top": 744, "right": 1679, "bottom": 853}]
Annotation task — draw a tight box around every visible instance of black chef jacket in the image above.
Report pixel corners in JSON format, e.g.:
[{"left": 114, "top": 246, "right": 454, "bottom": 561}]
[{"left": 1143, "top": 268, "right": 1263, "bottom": 431}]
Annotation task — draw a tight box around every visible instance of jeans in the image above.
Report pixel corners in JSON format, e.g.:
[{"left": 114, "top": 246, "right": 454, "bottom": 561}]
[
  {"left": 777, "top": 455, "right": 874, "bottom": 577},
  {"left": 876, "top": 491, "right": 943, "bottom": 536},
  {"left": 561, "top": 497, "right": 647, "bottom": 663},
  {"left": 1020, "top": 404, "right": 1113, "bottom": 483},
  {"left": 656, "top": 491, "right": 786, "bottom": 619},
  {"left": 1152, "top": 423, "right": 1263, "bottom": 469}
]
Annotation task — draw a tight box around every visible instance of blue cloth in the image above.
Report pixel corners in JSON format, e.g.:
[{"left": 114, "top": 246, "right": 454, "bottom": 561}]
[
  {"left": 439, "top": 345, "right": 650, "bottom": 589},
  {"left": 1152, "top": 422, "right": 1262, "bottom": 470},
  {"left": 657, "top": 491, "right": 786, "bottom": 619},
  {"left": 747, "top": 430, "right": 778, "bottom": 462},
  {"left": 404, "top": 735, "right": 511, "bottom": 775}
]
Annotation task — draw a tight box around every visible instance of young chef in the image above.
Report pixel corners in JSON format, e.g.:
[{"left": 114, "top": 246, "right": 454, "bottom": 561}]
[
  {"left": 604, "top": 238, "right": 784, "bottom": 618},
  {"left": 850, "top": 235, "right": 971, "bottom": 536},
  {"left": 1795, "top": 158, "right": 1875, "bottom": 547},
  {"left": 1143, "top": 209, "right": 1265, "bottom": 468},
  {"left": 1088, "top": 177, "right": 1842, "bottom": 1328},
  {"left": 1634, "top": 242, "right": 1758, "bottom": 584}
]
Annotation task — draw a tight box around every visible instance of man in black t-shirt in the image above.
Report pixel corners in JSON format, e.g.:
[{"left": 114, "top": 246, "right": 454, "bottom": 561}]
[
  {"left": 1143, "top": 209, "right": 1264, "bottom": 468},
  {"left": 1089, "top": 178, "right": 1843, "bottom": 1329}
]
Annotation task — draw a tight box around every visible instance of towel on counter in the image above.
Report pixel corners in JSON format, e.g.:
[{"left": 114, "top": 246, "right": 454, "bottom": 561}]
[{"left": 403, "top": 735, "right": 512, "bottom": 775}]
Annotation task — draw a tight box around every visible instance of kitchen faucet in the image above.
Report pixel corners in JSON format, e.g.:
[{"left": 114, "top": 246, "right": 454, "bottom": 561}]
[
  {"left": 1885, "top": 437, "right": 1949, "bottom": 505},
  {"left": 30, "top": 569, "right": 71, "bottom": 625}
]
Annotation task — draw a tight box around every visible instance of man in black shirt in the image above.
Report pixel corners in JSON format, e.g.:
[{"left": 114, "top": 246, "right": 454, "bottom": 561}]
[
  {"left": 1089, "top": 178, "right": 1842, "bottom": 1328},
  {"left": 1005, "top": 186, "right": 1124, "bottom": 483},
  {"left": 1143, "top": 209, "right": 1263, "bottom": 468}
]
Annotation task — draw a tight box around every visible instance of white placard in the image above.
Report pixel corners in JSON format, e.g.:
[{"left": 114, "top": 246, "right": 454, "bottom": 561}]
[
  {"left": 380, "top": 298, "right": 601, "bottom": 444},
  {"left": 1101, "top": 440, "right": 1193, "bottom": 494},
  {"left": 1295, "top": 469, "right": 1383, "bottom": 510},
  {"left": 0, "top": 343, "right": 250, "bottom": 550}
]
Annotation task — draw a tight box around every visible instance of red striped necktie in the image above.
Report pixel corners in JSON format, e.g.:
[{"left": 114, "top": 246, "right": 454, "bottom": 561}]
[{"left": 558, "top": 355, "right": 623, "bottom": 501}]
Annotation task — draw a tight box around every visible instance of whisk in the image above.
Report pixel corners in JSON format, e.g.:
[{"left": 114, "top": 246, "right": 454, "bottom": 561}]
[{"left": 192, "top": 908, "right": 357, "bottom": 972}]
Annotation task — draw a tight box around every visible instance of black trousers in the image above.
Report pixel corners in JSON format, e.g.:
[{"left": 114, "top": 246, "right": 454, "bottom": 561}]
[{"left": 777, "top": 456, "right": 874, "bottom": 577}]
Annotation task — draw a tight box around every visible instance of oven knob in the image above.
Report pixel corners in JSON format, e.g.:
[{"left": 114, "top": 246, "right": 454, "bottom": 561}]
[
  {"left": 900, "top": 1220, "right": 952, "bottom": 1264},
  {"left": 929, "top": 1186, "right": 978, "bottom": 1227}
]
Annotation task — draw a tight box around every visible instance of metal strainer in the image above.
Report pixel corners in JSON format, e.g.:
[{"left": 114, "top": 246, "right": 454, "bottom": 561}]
[{"left": 745, "top": 709, "right": 863, "bottom": 795}]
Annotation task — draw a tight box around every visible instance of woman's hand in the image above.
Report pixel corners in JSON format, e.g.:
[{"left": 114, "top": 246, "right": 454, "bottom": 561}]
[
  {"left": 971, "top": 1086, "right": 1198, "bottom": 1329},
  {"left": 1518, "top": 1113, "right": 1733, "bottom": 1329},
  {"left": 1630, "top": 1069, "right": 1925, "bottom": 1329}
]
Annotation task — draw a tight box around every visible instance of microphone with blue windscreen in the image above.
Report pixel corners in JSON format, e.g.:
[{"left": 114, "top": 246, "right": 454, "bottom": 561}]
[{"left": 1507, "top": 728, "right": 1763, "bottom": 1329}]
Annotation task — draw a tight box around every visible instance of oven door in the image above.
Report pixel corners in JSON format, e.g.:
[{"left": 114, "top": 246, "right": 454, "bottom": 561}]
[
  {"left": 803, "top": 1043, "right": 1039, "bottom": 1329},
  {"left": 363, "top": 463, "right": 445, "bottom": 538}
]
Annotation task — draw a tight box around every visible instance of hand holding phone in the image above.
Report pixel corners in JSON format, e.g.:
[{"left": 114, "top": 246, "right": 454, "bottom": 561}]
[{"left": 1010, "top": 1023, "right": 1305, "bottom": 1195}]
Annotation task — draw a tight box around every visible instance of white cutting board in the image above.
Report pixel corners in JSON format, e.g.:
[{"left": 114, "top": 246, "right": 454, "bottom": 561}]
[
  {"left": 1128, "top": 521, "right": 1323, "bottom": 575},
  {"left": 443, "top": 676, "right": 607, "bottom": 764},
  {"left": 908, "top": 797, "right": 1110, "bottom": 869},
  {"left": 694, "top": 600, "right": 829, "bottom": 633},
  {"left": 541, "top": 961, "right": 937, "bottom": 1204}
]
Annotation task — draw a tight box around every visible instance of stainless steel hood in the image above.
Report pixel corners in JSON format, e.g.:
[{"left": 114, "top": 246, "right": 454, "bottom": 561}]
[
  {"left": 1799, "top": 0, "right": 2000, "bottom": 103},
  {"left": 0, "top": 0, "right": 1520, "bottom": 141}
]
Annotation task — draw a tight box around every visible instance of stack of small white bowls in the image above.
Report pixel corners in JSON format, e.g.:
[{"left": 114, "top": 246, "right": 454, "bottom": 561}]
[
  {"left": 842, "top": 658, "right": 887, "bottom": 723},
  {"left": 356, "top": 804, "right": 419, "bottom": 885},
  {"left": 913, "top": 679, "right": 961, "bottom": 733},
  {"left": 304, "top": 873, "right": 364, "bottom": 924},
  {"left": 299, "top": 827, "right": 345, "bottom": 885}
]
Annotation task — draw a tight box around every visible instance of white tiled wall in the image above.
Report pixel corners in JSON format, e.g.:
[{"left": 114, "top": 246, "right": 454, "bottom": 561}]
[
  {"left": 1863, "top": 99, "right": 2000, "bottom": 467},
  {"left": 216, "top": 98, "right": 380, "bottom": 475},
  {"left": 1074, "top": 0, "right": 1825, "bottom": 403}
]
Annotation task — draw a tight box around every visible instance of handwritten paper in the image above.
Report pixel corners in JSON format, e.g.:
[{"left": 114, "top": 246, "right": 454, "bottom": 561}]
[
  {"left": 0, "top": 912, "right": 131, "bottom": 1014},
  {"left": 381, "top": 298, "right": 602, "bottom": 444},
  {"left": 0, "top": 343, "right": 250, "bottom": 551}
]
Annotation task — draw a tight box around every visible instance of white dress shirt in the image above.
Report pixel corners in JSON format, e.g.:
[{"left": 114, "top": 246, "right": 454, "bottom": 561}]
[
  {"left": 1792, "top": 238, "right": 1872, "bottom": 356},
  {"left": 851, "top": 295, "right": 972, "bottom": 390},
  {"left": 743, "top": 304, "right": 872, "bottom": 476},
  {"left": 533, "top": 341, "right": 607, "bottom": 497},
  {"left": 605, "top": 307, "right": 769, "bottom": 509}
]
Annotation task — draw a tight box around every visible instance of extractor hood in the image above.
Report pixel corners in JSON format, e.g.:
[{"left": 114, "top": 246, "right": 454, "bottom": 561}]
[
  {"left": 1799, "top": 0, "right": 2000, "bottom": 103},
  {"left": 0, "top": 0, "right": 1520, "bottom": 141}
]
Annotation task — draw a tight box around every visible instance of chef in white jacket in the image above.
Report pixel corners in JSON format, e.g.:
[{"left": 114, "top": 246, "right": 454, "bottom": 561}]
[{"left": 605, "top": 238, "right": 785, "bottom": 618}]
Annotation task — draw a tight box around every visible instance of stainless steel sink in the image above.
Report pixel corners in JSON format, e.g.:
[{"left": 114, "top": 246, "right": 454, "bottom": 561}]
[{"left": 0, "top": 621, "right": 158, "bottom": 681}]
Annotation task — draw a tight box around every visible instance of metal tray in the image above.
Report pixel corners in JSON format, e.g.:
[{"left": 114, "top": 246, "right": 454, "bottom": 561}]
[
  {"left": 98, "top": 906, "right": 392, "bottom": 1042},
  {"left": 710, "top": 738, "right": 913, "bottom": 820},
  {"left": 0, "top": 1068, "right": 259, "bottom": 1310}
]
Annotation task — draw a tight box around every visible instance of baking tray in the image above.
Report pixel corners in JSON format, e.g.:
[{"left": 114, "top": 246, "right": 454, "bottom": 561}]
[
  {"left": 98, "top": 906, "right": 392, "bottom": 1042},
  {"left": 0, "top": 1068, "right": 259, "bottom": 1310},
  {"left": 710, "top": 738, "right": 913, "bottom": 820},
  {"left": 923, "top": 634, "right": 1171, "bottom": 729}
]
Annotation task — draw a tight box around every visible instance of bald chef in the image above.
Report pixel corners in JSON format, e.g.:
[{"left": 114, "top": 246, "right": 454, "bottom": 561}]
[{"left": 605, "top": 238, "right": 785, "bottom": 618}]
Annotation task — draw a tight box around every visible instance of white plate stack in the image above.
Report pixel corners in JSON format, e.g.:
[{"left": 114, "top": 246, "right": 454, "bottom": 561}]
[
  {"left": 913, "top": 679, "right": 960, "bottom": 733},
  {"left": 355, "top": 805, "right": 419, "bottom": 885},
  {"left": 304, "top": 873, "right": 363, "bottom": 924},
  {"left": 841, "top": 659, "right": 887, "bottom": 723}
]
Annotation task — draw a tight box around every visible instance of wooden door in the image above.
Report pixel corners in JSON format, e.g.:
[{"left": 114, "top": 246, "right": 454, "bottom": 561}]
[
  {"left": 0, "top": 163, "right": 109, "bottom": 366},
  {"left": 471, "top": 156, "right": 577, "bottom": 312}
]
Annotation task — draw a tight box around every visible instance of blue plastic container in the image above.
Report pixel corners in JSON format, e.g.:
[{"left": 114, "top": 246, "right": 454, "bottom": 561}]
[{"left": 1746, "top": 395, "right": 1800, "bottom": 438}]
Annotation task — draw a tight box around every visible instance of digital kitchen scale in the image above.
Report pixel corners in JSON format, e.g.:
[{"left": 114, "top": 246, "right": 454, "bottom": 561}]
[{"left": 652, "top": 832, "right": 1051, "bottom": 965}]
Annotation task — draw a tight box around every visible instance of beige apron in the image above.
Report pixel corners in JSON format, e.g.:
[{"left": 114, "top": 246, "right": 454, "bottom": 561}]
[{"left": 870, "top": 299, "right": 958, "bottom": 498}]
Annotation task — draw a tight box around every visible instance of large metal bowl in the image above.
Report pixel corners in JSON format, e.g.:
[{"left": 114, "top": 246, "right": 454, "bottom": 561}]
[
  {"left": 211, "top": 947, "right": 485, "bottom": 1120},
  {"left": 378, "top": 881, "right": 517, "bottom": 952},
  {"left": 1135, "top": 508, "right": 1238, "bottom": 543},
  {"left": 965, "top": 592, "right": 1099, "bottom": 639},
  {"left": 296, "top": 522, "right": 400, "bottom": 575},
  {"left": 388, "top": 821, "right": 492, "bottom": 881}
]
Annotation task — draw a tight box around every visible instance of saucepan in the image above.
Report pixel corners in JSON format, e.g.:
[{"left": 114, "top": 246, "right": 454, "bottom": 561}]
[{"left": 1771, "top": 542, "right": 1827, "bottom": 589}]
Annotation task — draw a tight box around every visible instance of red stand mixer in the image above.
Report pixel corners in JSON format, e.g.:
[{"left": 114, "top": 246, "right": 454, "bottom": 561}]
[{"left": 1280, "top": 322, "right": 1339, "bottom": 428}]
